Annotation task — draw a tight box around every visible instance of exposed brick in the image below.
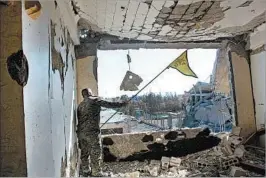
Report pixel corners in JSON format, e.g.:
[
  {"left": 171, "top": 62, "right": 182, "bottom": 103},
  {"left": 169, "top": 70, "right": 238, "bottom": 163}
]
[
  {"left": 158, "top": 13, "right": 169, "bottom": 18},
  {"left": 148, "top": 31, "right": 159, "bottom": 35},
  {"left": 164, "top": 1, "right": 175, "bottom": 8},
  {"left": 158, "top": 25, "right": 172, "bottom": 36},
  {"left": 155, "top": 18, "right": 165, "bottom": 25},
  {"left": 172, "top": 4, "right": 188, "bottom": 15},
  {"left": 181, "top": 14, "right": 194, "bottom": 21},
  {"left": 165, "top": 20, "right": 175, "bottom": 25},
  {"left": 185, "top": 1, "right": 203, "bottom": 14},
  {"left": 168, "top": 14, "right": 182, "bottom": 20},
  {"left": 161, "top": 7, "right": 172, "bottom": 14}
]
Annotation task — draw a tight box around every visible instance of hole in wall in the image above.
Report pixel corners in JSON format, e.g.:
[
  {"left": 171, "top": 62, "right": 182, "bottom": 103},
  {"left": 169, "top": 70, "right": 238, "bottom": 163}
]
[
  {"left": 142, "top": 135, "right": 154, "bottom": 142},
  {"left": 54, "top": 0, "right": 57, "bottom": 8},
  {"left": 61, "top": 36, "right": 64, "bottom": 47},
  {"left": 164, "top": 131, "right": 178, "bottom": 140},
  {"left": 102, "top": 137, "right": 114, "bottom": 145},
  {"left": 6, "top": 50, "right": 29, "bottom": 87},
  {"left": 25, "top": 1, "right": 42, "bottom": 20}
]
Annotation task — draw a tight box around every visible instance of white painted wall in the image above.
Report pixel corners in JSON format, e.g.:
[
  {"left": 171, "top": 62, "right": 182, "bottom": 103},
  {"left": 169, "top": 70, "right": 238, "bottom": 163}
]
[
  {"left": 249, "top": 24, "right": 266, "bottom": 147},
  {"left": 22, "top": 1, "right": 78, "bottom": 176},
  {"left": 251, "top": 52, "right": 266, "bottom": 130}
]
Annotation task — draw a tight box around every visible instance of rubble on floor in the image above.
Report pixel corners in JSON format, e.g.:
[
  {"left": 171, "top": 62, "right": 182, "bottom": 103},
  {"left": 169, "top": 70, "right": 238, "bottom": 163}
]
[{"left": 102, "top": 131, "right": 265, "bottom": 177}]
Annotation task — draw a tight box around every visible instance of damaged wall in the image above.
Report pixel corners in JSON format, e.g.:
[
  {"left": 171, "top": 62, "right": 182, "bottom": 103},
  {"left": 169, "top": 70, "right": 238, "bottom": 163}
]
[
  {"left": 76, "top": 56, "right": 98, "bottom": 104},
  {"left": 212, "top": 44, "right": 231, "bottom": 95},
  {"left": 102, "top": 128, "right": 220, "bottom": 161},
  {"left": 73, "top": 0, "right": 266, "bottom": 42},
  {"left": 22, "top": 0, "right": 79, "bottom": 176},
  {"left": 227, "top": 42, "right": 256, "bottom": 138},
  {"left": 0, "top": 2, "right": 27, "bottom": 176},
  {"left": 248, "top": 24, "right": 266, "bottom": 147}
]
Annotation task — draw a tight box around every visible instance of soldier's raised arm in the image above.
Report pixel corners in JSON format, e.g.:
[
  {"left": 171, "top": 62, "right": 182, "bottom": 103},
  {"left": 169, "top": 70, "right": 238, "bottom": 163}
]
[{"left": 94, "top": 98, "right": 127, "bottom": 108}]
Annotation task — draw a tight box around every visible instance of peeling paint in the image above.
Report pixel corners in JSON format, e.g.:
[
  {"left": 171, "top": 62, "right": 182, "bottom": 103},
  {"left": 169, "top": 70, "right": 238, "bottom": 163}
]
[{"left": 51, "top": 22, "right": 65, "bottom": 93}]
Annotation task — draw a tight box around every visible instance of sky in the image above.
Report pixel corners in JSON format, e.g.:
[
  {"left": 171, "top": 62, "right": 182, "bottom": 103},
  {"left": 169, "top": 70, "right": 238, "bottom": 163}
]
[{"left": 97, "top": 49, "right": 217, "bottom": 98}]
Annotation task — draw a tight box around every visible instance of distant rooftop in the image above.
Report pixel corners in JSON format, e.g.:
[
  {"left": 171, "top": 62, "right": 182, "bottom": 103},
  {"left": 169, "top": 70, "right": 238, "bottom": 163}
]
[{"left": 100, "top": 108, "right": 132, "bottom": 124}]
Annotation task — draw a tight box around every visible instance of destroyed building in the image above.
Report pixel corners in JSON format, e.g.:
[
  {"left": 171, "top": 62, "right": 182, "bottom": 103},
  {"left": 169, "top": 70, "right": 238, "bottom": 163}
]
[
  {"left": 183, "top": 68, "right": 233, "bottom": 132},
  {"left": 0, "top": 0, "right": 265, "bottom": 177}
]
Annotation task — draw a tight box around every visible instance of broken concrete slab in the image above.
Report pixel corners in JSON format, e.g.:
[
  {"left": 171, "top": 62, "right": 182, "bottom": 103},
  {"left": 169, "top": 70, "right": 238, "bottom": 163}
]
[
  {"left": 234, "top": 145, "right": 246, "bottom": 158},
  {"left": 149, "top": 166, "right": 159, "bottom": 177},
  {"left": 221, "top": 144, "right": 234, "bottom": 156},
  {"left": 161, "top": 156, "right": 170, "bottom": 170},
  {"left": 128, "top": 171, "right": 140, "bottom": 178},
  {"left": 169, "top": 157, "right": 181, "bottom": 167},
  {"left": 230, "top": 166, "right": 246, "bottom": 177}
]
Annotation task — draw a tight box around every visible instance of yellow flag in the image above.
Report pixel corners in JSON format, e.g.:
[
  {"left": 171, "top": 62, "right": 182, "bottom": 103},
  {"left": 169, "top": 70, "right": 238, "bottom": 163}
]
[{"left": 169, "top": 50, "right": 198, "bottom": 78}]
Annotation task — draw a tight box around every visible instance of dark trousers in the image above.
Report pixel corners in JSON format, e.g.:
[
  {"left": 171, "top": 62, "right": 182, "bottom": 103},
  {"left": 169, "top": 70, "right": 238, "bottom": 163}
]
[{"left": 78, "top": 129, "right": 102, "bottom": 177}]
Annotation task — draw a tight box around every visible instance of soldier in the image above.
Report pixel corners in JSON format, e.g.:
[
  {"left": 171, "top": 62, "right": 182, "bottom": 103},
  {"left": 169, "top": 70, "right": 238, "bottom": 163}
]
[{"left": 77, "top": 88, "right": 127, "bottom": 177}]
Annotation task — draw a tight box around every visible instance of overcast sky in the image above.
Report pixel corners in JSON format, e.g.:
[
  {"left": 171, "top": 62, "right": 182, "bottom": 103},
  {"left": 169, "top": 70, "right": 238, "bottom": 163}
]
[{"left": 97, "top": 49, "right": 217, "bottom": 98}]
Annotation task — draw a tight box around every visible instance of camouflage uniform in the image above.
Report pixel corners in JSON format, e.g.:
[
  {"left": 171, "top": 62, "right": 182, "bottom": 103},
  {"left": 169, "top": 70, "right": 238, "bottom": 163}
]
[{"left": 77, "top": 96, "right": 125, "bottom": 177}]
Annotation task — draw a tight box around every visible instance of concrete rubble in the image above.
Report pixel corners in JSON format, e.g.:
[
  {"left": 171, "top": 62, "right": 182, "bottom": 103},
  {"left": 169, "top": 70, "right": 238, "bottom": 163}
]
[{"left": 102, "top": 130, "right": 265, "bottom": 177}]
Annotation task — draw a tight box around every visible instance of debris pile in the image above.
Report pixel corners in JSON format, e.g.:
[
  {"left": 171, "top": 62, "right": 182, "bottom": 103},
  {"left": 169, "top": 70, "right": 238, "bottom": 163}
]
[{"left": 102, "top": 127, "right": 265, "bottom": 177}]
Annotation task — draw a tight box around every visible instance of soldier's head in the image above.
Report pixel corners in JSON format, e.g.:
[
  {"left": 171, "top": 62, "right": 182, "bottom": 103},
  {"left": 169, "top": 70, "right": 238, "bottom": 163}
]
[{"left": 82, "top": 88, "right": 92, "bottom": 98}]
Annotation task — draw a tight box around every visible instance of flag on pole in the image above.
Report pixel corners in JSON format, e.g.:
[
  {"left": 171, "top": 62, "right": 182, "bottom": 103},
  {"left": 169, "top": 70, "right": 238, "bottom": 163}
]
[{"left": 168, "top": 50, "right": 198, "bottom": 78}]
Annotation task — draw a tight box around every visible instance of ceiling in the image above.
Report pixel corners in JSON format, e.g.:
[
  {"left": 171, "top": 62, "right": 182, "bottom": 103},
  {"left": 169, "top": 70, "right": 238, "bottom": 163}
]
[{"left": 73, "top": 0, "right": 266, "bottom": 42}]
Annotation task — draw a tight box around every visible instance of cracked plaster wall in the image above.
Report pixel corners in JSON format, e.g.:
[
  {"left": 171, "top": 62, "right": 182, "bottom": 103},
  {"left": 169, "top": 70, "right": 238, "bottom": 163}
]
[
  {"left": 73, "top": 0, "right": 266, "bottom": 42},
  {"left": 212, "top": 44, "right": 230, "bottom": 96},
  {"left": 22, "top": 0, "right": 78, "bottom": 176},
  {"left": 248, "top": 24, "right": 266, "bottom": 147},
  {"left": 227, "top": 43, "right": 256, "bottom": 138}
]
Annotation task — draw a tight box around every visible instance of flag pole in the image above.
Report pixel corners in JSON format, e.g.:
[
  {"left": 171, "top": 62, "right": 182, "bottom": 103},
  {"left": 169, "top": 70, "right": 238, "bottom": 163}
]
[
  {"left": 100, "top": 49, "right": 190, "bottom": 128},
  {"left": 100, "top": 65, "right": 170, "bottom": 128}
]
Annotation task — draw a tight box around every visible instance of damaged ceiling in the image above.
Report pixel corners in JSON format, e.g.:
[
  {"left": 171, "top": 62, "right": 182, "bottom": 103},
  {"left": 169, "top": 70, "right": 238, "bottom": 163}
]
[{"left": 73, "top": 0, "right": 266, "bottom": 42}]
